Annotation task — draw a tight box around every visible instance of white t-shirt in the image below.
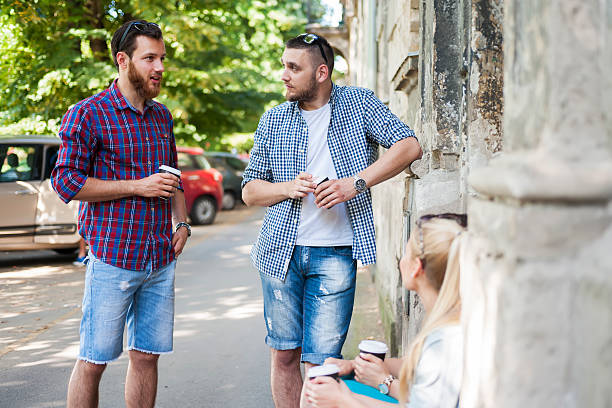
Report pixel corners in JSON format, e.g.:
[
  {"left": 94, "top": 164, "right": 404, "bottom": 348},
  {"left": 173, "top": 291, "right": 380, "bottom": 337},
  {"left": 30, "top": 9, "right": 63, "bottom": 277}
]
[
  {"left": 407, "top": 324, "right": 463, "bottom": 408},
  {"left": 296, "top": 103, "right": 353, "bottom": 247}
]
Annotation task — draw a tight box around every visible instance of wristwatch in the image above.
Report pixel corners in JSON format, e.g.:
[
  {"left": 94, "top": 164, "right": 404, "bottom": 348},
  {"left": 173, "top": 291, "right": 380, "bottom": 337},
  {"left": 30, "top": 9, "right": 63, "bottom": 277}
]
[
  {"left": 353, "top": 174, "right": 367, "bottom": 194},
  {"left": 378, "top": 374, "right": 394, "bottom": 395},
  {"left": 175, "top": 222, "right": 191, "bottom": 237}
]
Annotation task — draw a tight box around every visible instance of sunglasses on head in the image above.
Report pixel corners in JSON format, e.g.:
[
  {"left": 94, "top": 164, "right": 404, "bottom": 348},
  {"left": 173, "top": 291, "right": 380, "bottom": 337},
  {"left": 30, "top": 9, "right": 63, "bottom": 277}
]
[
  {"left": 118, "top": 21, "right": 160, "bottom": 51},
  {"left": 416, "top": 213, "right": 467, "bottom": 268},
  {"left": 299, "top": 33, "right": 329, "bottom": 65}
]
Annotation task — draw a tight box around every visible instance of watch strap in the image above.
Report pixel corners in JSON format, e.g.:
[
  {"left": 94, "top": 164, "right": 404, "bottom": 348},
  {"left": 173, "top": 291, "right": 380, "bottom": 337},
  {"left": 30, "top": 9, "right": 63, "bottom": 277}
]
[{"left": 175, "top": 222, "right": 191, "bottom": 237}]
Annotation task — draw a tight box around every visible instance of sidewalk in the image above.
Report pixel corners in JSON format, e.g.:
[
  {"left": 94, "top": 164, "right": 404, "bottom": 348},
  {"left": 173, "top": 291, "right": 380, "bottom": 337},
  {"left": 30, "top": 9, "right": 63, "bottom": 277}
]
[{"left": 342, "top": 265, "right": 386, "bottom": 359}]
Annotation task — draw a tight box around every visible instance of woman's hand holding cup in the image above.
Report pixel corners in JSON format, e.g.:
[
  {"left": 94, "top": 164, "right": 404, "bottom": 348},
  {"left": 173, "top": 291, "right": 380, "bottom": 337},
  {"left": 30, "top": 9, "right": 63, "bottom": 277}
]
[{"left": 354, "top": 352, "right": 390, "bottom": 388}]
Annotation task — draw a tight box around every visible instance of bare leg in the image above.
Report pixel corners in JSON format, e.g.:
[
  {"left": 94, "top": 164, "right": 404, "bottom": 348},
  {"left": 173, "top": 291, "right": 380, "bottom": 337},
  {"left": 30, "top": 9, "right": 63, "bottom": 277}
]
[
  {"left": 271, "top": 348, "right": 303, "bottom": 408},
  {"left": 125, "top": 350, "right": 159, "bottom": 408},
  {"left": 299, "top": 362, "right": 317, "bottom": 408},
  {"left": 67, "top": 360, "right": 106, "bottom": 408}
]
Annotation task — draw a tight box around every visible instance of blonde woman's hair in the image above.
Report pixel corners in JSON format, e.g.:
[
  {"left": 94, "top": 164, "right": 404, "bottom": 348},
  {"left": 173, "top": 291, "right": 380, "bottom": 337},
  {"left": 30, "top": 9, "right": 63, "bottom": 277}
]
[{"left": 398, "top": 217, "right": 466, "bottom": 404}]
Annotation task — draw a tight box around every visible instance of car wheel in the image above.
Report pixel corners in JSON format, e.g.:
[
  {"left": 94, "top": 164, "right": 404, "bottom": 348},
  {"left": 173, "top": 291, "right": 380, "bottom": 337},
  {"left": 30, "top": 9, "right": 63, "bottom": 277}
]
[
  {"left": 190, "top": 196, "right": 217, "bottom": 225},
  {"left": 222, "top": 191, "right": 237, "bottom": 210}
]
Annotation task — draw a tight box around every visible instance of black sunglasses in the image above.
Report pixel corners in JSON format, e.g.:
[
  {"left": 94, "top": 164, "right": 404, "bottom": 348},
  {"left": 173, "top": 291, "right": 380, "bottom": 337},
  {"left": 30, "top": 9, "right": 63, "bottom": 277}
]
[
  {"left": 416, "top": 213, "right": 467, "bottom": 268},
  {"left": 300, "top": 33, "right": 328, "bottom": 65},
  {"left": 118, "top": 21, "right": 160, "bottom": 51}
]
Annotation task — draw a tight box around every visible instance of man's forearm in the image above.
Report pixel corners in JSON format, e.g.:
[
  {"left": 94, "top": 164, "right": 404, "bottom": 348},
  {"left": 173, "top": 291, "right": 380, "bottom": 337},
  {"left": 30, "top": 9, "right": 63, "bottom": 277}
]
[
  {"left": 172, "top": 190, "right": 187, "bottom": 223},
  {"left": 73, "top": 177, "right": 138, "bottom": 202},
  {"left": 242, "top": 179, "right": 290, "bottom": 207},
  {"left": 360, "top": 137, "right": 422, "bottom": 188}
]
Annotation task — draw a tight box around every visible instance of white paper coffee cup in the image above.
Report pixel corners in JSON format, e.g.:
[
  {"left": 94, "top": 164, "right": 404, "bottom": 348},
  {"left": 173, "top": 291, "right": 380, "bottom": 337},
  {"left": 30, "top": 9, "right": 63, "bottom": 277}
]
[
  {"left": 358, "top": 340, "right": 388, "bottom": 360},
  {"left": 307, "top": 364, "right": 340, "bottom": 380},
  {"left": 158, "top": 165, "right": 181, "bottom": 200}
]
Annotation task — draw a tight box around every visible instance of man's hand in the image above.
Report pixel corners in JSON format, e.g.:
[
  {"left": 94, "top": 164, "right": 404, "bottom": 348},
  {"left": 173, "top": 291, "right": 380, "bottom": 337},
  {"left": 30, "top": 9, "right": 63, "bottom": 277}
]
[
  {"left": 314, "top": 177, "right": 357, "bottom": 209},
  {"left": 135, "top": 173, "right": 180, "bottom": 199},
  {"left": 172, "top": 226, "right": 189, "bottom": 257},
  {"left": 285, "top": 172, "right": 316, "bottom": 199},
  {"left": 324, "top": 357, "right": 355, "bottom": 377}
]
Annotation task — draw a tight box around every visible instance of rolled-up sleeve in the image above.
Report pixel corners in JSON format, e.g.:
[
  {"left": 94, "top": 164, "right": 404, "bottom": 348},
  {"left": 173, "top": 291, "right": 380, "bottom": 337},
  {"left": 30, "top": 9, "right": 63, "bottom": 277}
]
[
  {"left": 51, "top": 104, "right": 94, "bottom": 203},
  {"left": 241, "top": 113, "right": 272, "bottom": 189},
  {"left": 364, "top": 90, "right": 416, "bottom": 149}
]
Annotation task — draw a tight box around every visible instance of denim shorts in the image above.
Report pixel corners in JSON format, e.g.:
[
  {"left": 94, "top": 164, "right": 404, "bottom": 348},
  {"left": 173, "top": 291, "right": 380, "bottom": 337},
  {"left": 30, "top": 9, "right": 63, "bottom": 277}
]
[
  {"left": 260, "top": 245, "right": 357, "bottom": 365},
  {"left": 79, "top": 255, "right": 176, "bottom": 364}
]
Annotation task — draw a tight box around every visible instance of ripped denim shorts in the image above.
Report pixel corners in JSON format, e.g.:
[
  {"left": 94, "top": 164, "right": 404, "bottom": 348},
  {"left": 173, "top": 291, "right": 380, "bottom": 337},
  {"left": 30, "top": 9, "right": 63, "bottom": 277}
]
[
  {"left": 259, "top": 245, "right": 357, "bottom": 365},
  {"left": 78, "top": 255, "right": 176, "bottom": 364}
]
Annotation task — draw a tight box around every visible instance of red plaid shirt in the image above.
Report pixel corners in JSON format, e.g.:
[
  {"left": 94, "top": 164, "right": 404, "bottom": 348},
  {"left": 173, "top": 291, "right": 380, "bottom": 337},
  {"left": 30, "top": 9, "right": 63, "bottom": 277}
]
[{"left": 52, "top": 80, "right": 179, "bottom": 271}]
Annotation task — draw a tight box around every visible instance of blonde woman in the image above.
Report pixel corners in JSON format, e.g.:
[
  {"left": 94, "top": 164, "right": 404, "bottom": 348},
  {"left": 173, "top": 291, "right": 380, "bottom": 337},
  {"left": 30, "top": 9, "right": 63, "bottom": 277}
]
[{"left": 303, "top": 214, "right": 466, "bottom": 408}]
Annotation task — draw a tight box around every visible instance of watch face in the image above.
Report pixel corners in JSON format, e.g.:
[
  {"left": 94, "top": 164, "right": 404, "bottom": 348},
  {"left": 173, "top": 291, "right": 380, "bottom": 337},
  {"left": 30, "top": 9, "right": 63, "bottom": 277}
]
[
  {"left": 378, "top": 383, "right": 389, "bottom": 395},
  {"left": 355, "top": 178, "right": 367, "bottom": 192}
]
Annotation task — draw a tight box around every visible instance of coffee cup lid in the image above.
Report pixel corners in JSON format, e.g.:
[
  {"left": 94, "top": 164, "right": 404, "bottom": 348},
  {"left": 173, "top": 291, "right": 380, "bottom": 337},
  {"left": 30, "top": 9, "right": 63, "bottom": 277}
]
[
  {"left": 358, "top": 340, "right": 388, "bottom": 354},
  {"left": 159, "top": 165, "right": 181, "bottom": 177},
  {"left": 307, "top": 364, "right": 340, "bottom": 378}
]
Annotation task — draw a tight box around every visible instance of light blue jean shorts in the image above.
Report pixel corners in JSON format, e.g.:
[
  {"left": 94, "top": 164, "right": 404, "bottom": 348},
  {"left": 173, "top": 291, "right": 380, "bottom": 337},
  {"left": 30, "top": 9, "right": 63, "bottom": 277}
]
[
  {"left": 260, "top": 245, "right": 357, "bottom": 365},
  {"left": 79, "top": 255, "right": 176, "bottom": 364}
]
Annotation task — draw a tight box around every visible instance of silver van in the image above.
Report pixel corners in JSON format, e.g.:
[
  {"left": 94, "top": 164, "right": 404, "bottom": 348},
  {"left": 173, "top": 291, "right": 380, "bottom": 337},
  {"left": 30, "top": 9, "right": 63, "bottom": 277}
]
[{"left": 0, "top": 135, "right": 80, "bottom": 253}]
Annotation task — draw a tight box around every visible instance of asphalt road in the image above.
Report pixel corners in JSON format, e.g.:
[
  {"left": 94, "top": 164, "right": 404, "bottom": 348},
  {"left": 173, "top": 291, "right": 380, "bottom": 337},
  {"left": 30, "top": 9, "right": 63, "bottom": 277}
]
[{"left": 0, "top": 204, "right": 273, "bottom": 407}]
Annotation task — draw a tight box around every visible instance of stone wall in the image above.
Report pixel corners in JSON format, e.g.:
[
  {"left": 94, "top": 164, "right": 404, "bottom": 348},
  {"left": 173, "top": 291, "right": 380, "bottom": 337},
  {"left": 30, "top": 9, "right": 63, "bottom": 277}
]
[
  {"left": 315, "top": 0, "right": 611, "bottom": 404},
  {"left": 462, "top": 0, "right": 612, "bottom": 406},
  {"left": 338, "top": 0, "right": 503, "bottom": 356}
]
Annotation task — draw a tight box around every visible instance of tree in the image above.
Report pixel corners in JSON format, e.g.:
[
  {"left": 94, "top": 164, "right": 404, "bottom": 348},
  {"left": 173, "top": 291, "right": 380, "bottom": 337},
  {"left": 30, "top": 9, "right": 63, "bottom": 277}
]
[{"left": 0, "top": 0, "right": 324, "bottom": 149}]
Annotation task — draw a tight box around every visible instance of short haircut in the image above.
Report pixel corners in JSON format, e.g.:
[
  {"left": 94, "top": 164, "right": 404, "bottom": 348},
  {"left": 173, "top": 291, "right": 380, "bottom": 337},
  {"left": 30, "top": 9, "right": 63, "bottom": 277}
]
[
  {"left": 111, "top": 20, "right": 163, "bottom": 69},
  {"left": 285, "top": 34, "right": 334, "bottom": 73}
]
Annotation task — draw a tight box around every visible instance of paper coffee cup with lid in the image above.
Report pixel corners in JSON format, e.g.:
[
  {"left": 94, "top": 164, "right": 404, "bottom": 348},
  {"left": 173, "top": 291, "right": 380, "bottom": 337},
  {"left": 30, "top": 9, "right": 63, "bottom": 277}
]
[
  {"left": 158, "top": 165, "right": 181, "bottom": 178},
  {"left": 307, "top": 364, "right": 340, "bottom": 380},
  {"left": 158, "top": 165, "right": 181, "bottom": 200},
  {"left": 358, "top": 340, "right": 389, "bottom": 361}
]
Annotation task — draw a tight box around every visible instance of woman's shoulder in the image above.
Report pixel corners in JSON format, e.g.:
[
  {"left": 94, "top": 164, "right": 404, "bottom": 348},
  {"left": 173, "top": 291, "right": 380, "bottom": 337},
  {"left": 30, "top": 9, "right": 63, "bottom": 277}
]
[{"left": 423, "top": 324, "right": 462, "bottom": 351}]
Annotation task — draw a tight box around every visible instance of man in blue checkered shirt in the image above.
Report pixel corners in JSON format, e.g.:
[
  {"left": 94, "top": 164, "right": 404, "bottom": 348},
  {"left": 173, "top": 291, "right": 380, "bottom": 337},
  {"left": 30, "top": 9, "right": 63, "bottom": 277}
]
[{"left": 242, "top": 33, "right": 421, "bottom": 407}]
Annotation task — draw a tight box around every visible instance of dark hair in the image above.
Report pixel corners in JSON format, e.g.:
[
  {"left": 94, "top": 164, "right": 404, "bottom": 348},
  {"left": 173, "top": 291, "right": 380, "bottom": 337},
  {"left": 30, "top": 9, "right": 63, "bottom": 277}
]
[
  {"left": 111, "top": 20, "right": 163, "bottom": 69},
  {"left": 286, "top": 34, "right": 334, "bottom": 73}
]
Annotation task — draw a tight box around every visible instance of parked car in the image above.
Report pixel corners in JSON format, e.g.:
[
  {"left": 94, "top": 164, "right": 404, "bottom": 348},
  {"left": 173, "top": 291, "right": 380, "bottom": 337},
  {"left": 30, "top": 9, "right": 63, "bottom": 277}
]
[
  {"left": 0, "top": 135, "right": 81, "bottom": 253},
  {"left": 177, "top": 147, "right": 223, "bottom": 225},
  {"left": 203, "top": 151, "right": 248, "bottom": 210}
]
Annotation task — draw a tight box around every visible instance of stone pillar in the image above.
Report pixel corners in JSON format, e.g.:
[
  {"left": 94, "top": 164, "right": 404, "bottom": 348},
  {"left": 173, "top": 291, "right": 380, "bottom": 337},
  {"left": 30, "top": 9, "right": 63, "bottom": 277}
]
[
  {"left": 409, "top": 0, "right": 469, "bottom": 345},
  {"left": 462, "top": 0, "right": 612, "bottom": 406}
]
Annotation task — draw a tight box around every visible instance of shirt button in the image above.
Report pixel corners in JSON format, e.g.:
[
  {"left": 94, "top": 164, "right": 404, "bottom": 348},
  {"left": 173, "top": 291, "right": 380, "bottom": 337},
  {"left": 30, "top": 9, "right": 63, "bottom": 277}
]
[
  {"left": 148, "top": 161, "right": 152, "bottom": 165},
  {"left": 294, "top": 219, "right": 298, "bottom": 224}
]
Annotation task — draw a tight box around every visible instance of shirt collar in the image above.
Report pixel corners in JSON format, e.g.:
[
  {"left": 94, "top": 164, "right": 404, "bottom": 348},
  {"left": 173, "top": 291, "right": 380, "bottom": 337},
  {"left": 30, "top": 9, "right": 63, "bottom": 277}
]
[{"left": 109, "top": 79, "right": 155, "bottom": 113}]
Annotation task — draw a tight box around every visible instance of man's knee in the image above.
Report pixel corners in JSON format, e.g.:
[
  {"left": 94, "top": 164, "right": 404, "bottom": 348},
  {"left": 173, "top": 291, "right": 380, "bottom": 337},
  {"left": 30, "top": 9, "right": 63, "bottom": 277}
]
[
  {"left": 271, "top": 348, "right": 301, "bottom": 369},
  {"left": 128, "top": 350, "right": 160, "bottom": 368},
  {"left": 77, "top": 359, "right": 107, "bottom": 377}
]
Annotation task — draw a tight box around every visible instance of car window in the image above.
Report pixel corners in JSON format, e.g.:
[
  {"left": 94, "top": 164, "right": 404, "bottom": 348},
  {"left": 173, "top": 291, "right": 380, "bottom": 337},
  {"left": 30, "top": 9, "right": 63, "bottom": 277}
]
[
  {"left": 177, "top": 152, "right": 197, "bottom": 171},
  {"left": 226, "top": 157, "right": 247, "bottom": 171},
  {"left": 0, "top": 145, "right": 43, "bottom": 182},
  {"left": 193, "top": 155, "right": 211, "bottom": 170},
  {"left": 205, "top": 156, "right": 226, "bottom": 172},
  {"left": 44, "top": 146, "right": 59, "bottom": 179}
]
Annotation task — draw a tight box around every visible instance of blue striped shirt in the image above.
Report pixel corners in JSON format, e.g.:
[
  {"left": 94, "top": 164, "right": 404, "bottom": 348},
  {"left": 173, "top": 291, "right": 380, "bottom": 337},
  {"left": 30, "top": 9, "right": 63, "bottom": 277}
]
[{"left": 242, "top": 84, "right": 416, "bottom": 280}]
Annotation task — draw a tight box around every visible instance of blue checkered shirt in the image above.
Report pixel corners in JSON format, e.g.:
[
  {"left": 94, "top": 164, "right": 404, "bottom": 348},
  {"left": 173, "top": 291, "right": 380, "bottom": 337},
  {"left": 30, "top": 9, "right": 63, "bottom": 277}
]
[{"left": 242, "top": 84, "right": 416, "bottom": 280}]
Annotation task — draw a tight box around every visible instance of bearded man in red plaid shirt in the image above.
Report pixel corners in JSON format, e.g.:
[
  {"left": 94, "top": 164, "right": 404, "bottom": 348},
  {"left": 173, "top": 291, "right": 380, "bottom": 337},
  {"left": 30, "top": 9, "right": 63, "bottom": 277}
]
[{"left": 51, "top": 20, "right": 190, "bottom": 408}]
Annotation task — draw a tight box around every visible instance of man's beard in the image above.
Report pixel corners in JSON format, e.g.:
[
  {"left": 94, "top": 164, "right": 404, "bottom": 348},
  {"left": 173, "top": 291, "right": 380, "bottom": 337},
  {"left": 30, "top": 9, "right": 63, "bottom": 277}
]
[
  {"left": 128, "top": 60, "right": 161, "bottom": 100},
  {"left": 286, "top": 72, "right": 317, "bottom": 103}
]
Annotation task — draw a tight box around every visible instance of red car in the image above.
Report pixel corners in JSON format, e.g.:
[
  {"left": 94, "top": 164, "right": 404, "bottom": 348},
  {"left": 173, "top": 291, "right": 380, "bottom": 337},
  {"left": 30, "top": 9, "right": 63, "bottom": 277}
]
[{"left": 177, "top": 146, "right": 223, "bottom": 225}]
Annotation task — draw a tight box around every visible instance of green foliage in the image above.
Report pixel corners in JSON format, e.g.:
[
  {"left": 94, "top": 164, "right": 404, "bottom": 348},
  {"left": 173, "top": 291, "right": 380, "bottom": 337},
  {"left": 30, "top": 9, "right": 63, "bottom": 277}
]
[{"left": 0, "top": 0, "right": 320, "bottom": 146}]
